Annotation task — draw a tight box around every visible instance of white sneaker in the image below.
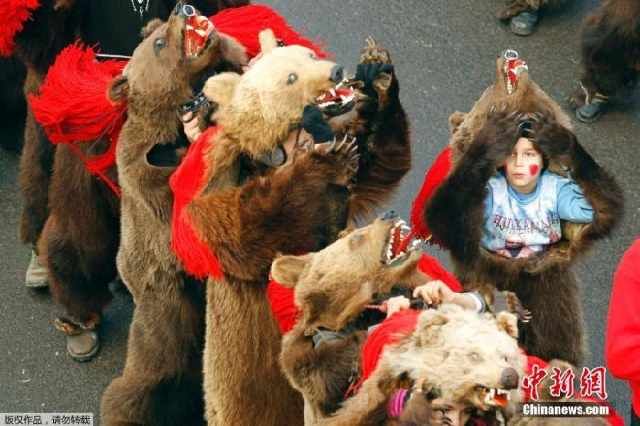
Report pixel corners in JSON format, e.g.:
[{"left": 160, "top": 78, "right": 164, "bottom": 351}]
[{"left": 25, "top": 250, "right": 48, "bottom": 288}]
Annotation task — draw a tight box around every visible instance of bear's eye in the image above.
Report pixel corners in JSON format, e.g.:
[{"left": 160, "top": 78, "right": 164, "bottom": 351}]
[
  {"left": 154, "top": 37, "right": 167, "bottom": 55},
  {"left": 309, "top": 52, "right": 317, "bottom": 60},
  {"left": 287, "top": 73, "right": 298, "bottom": 85},
  {"left": 276, "top": 39, "right": 285, "bottom": 47}
]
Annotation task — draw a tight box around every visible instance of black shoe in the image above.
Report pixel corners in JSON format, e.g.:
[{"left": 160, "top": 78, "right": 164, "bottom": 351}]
[
  {"left": 510, "top": 10, "right": 539, "bottom": 36},
  {"left": 576, "top": 94, "right": 609, "bottom": 123}
]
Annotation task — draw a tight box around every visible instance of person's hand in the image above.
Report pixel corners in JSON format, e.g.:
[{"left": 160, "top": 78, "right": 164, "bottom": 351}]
[
  {"left": 382, "top": 296, "right": 411, "bottom": 318},
  {"left": 473, "top": 108, "right": 523, "bottom": 164},
  {"left": 528, "top": 112, "right": 577, "bottom": 158},
  {"left": 413, "top": 280, "right": 456, "bottom": 306},
  {"left": 182, "top": 111, "right": 202, "bottom": 143}
]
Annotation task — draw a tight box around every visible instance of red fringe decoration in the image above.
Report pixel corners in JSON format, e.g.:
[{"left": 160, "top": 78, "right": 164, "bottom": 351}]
[
  {"left": 0, "top": 0, "right": 40, "bottom": 57},
  {"left": 28, "top": 43, "right": 127, "bottom": 195},
  {"left": 354, "top": 309, "right": 421, "bottom": 394},
  {"left": 28, "top": 43, "right": 127, "bottom": 143},
  {"left": 212, "top": 4, "right": 329, "bottom": 59},
  {"left": 267, "top": 280, "right": 299, "bottom": 334},
  {"left": 170, "top": 127, "right": 224, "bottom": 280},
  {"left": 409, "top": 146, "right": 452, "bottom": 245},
  {"left": 417, "top": 253, "right": 462, "bottom": 293}
]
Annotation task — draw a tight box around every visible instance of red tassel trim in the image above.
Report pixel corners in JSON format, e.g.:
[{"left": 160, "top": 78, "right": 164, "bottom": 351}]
[
  {"left": 0, "top": 0, "right": 40, "bottom": 57},
  {"left": 417, "top": 253, "right": 462, "bottom": 293},
  {"left": 409, "top": 145, "right": 452, "bottom": 245},
  {"left": 28, "top": 43, "right": 127, "bottom": 195},
  {"left": 267, "top": 280, "right": 299, "bottom": 334},
  {"left": 212, "top": 4, "right": 329, "bottom": 59},
  {"left": 352, "top": 309, "right": 421, "bottom": 395},
  {"left": 170, "top": 127, "right": 224, "bottom": 280}
]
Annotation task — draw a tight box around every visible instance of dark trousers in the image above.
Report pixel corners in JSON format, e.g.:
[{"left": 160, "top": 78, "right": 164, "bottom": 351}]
[{"left": 632, "top": 406, "right": 640, "bottom": 425}]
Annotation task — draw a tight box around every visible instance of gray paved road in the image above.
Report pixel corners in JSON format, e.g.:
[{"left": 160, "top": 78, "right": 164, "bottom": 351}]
[{"left": 0, "top": 0, "right": 638, "bottom": 423}]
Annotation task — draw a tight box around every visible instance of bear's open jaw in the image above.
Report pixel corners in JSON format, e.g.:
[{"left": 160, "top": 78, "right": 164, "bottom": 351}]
[
  {"left": 477, "top": 385, "right": 511, "bottom": 408},
  {"left": 315, "top": 80, "right": 356, "bottom": 116},
  {"left": 502, "top": 54, "right": 528, "bottom": 96},
  {"left": 183, "top": 14, "right": 215, "bottom": 59},
  {"left": 382, "top": 219, "right": 422, "bottom": 266}
]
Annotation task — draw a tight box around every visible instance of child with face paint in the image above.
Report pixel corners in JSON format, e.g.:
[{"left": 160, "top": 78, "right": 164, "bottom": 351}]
[{"left": 480, "top": 118, "right": 594, "bottom": 259}]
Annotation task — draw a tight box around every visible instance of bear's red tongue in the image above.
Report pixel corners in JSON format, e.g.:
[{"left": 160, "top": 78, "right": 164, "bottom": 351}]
[
  {"left": 505, "top": 57, "right": 528, "bottom": 95},
  {"left": 494, "top": 393, "right": 509, "bottom": 407},
  {"left": 184, "top": 15, "right": 214, "bottom": 58},
  {"left": 390, "top": 225, "right": 403, "bottom": 258},
  {"left": 317, "top": 87, "right": 354, "bottom": 105}
]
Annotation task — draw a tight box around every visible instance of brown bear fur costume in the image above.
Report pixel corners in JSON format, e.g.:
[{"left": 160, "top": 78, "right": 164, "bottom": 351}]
[
  {"left": 10, "top": 0, "right": 81, "bottom": 250},
  {"left": 315, "top": 304, "right": 524, "bottom": 426},
  {"left": 272, "top": 216, "right": 425, "bottom": 424},
  {"left": 178, "top": 33, "right": 410, "bottom": 425},
  {"left": 9, "top": 0, "right": 247, "bottom": 334},
  {"left": 272, "top": 216, "right": 525, "bottom": 424},
  {"left": 569, "top": 0, "right": 640, "bottom": 109},
  {"left": 99, "top": 9, "right": 247, "bottom": 426},
  {"left": 425, "top": 51, "right": 623, "bottom": 366}
]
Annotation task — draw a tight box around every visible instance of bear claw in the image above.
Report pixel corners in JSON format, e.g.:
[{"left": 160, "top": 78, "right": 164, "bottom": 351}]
[{"left": 360, "top": 37, "right": 392, "bottom": 65}]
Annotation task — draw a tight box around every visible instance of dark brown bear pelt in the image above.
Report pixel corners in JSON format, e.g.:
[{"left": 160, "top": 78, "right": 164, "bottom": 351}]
[
  {"left": 0, "top": 57, "right": 26, "bottom": 152},
  {"left": 12, "top": 0, "right": 249, "bottom": 341},
  {"left": 99, "top": 9, "right": 247, "bottom": 426},
  {"left": 570, "top": 0, "right": 640, "bottom": 108},
  {"left": 425, "top": 52, "right": 623, "bottom": 366},
  {"left": 12, "top": 0, "right": 80, "bottom": 249}
]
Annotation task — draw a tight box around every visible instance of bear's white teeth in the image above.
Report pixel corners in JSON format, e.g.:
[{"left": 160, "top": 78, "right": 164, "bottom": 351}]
[
  {"left": 384, "top": 219, "right": 418, "bottom": 264},
  {"left": 485, "top": 388, "right": 510, "bottom": 406},
  {"left": 315, "top": 83, "right": 356, "bottom": 114}
]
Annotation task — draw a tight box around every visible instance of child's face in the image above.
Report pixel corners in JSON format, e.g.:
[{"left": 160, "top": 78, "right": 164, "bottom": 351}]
[
  {"left": 503, "top": 137, "right": 543, "bottom": 194},
  {"left": 430, "top": 398, "right": 474, "bottom": 426}
]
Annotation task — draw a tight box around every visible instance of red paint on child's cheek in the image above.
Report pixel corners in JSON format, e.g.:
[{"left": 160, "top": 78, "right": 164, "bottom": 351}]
[{"left": 529, "top": 165, "right": 539, "bottom": 176}]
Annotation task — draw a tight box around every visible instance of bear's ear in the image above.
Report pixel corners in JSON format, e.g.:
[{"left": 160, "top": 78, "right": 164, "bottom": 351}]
[
  {"left": 141, "top": 19, "right": 165, "bottom": 39},
  {"left": 415, "top": 309, "right": 448, "bottom": 347},
  {"left": 258, "top": 29, "right": 278, "bottom": 55},
  {"left": 496, "top": 311, "right": 518, "bottom": 339},
  {"left": 108, "top": 75, "right": 129, "bottom": 104},
  {"left": 270, "top": 254, "right": 312, "bottom": 287}
]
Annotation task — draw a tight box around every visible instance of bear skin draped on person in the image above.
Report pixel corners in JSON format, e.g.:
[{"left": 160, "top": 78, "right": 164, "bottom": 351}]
[
  {"left": 569, "top": 0, "right": 640, "bottom": 122},
  {"left": 422, "top": 51, "right": 623, "bottom": 367},
  {"left": 170, "top": 31, "right": 411, "bottom": 424},
  {"left": 97, "top": 7, "right": 248, "bottom": 426},
  {"left": 7, "top": 0, "right": 247, "bottom": 267},
  {"left": 270, "top": 216, "right": 526, "bottom": 425},
  {"left": 2, "top": 0, "right": 249, "bottom": 358},
  {"left": 271, "top": 219, "right": 624, "bottom": 425}
]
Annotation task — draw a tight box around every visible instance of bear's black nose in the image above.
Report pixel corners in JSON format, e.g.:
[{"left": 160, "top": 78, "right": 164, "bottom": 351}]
[
  {"left": 500, "top": 367, "right": 519, "bottom": 390},
  {"left": 381, "top": 210, "right": 398, "bottom": 221},
  {"left": 330, "top": 65, "right": 344, "bottom": 83}
]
